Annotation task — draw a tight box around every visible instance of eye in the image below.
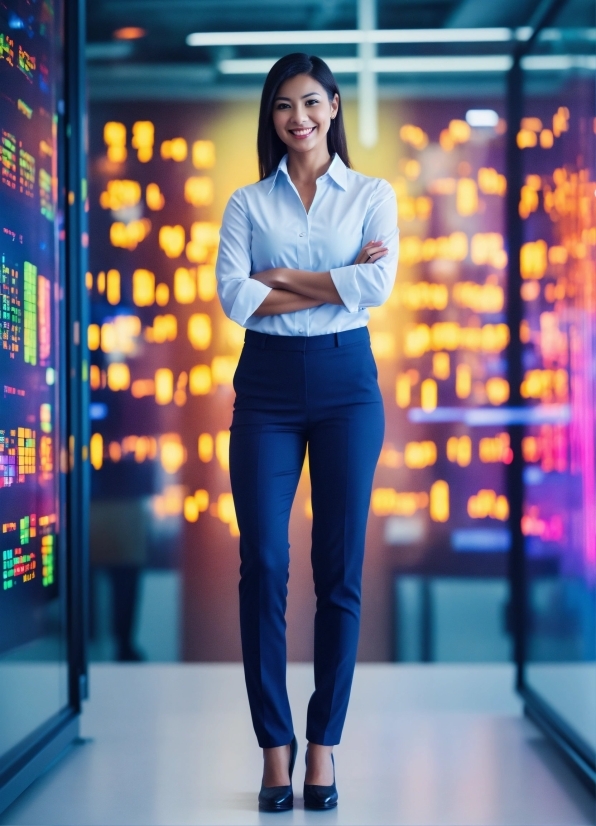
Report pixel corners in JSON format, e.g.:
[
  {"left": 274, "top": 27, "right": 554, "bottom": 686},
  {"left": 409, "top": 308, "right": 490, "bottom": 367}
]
[
  {"left": 305, "top": 98, "right": 319, "bottom": 106},
  {"left": 275, "top": 102, "right": 290, "bottom": 110}
]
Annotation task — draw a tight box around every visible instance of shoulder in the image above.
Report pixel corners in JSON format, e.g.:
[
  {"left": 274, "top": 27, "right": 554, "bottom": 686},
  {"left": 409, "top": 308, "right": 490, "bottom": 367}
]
[
  {"left": 344, "top": 168, "right": 395, "bottom": 202},
  {"left": 227, "top": 176, "right": 274, "bottom": 206}
]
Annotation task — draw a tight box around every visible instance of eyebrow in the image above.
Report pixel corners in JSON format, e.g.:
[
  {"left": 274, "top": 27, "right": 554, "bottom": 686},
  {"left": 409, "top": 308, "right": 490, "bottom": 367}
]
[{"left": 274, "top": 91, "right": 322, "bottom": 101}]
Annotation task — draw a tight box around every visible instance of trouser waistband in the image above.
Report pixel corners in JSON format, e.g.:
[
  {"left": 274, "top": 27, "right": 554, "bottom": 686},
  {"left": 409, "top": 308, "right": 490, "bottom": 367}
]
[{"left": 244, "top": 326, "right": 369, "bottom": 351}]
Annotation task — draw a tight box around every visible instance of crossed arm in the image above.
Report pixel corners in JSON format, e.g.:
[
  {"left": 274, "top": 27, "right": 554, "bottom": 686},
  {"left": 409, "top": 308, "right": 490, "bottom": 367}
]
[{"left": 252, "top": 240, "right": 388, "bottom": 316}]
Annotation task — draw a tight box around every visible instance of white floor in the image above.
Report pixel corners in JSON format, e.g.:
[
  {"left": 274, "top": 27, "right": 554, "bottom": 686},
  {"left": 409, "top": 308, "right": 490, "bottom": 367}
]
[{"left": 1, "top": 664, "right": 594, "bottom": 826}]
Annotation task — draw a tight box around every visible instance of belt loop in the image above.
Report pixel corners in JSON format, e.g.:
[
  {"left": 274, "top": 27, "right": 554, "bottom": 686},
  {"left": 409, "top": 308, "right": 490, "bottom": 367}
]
[{"left": 335, "top": 331, "right": 342, "bottom": 347}]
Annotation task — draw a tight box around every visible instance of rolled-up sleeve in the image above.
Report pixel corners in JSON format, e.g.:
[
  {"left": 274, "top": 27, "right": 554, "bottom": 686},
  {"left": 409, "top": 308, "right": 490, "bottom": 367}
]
[
  {"left": 329, "top": 179, "right": 399, "bottom": 313},
  {"left": 216, "top": 189, "right": 272, "bottom": 326}
]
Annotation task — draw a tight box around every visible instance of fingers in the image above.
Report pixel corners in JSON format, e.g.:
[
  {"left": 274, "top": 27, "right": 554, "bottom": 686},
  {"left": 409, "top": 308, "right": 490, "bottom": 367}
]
[{"left": 357, "top": 245, "right": 388, "bottom": 264}]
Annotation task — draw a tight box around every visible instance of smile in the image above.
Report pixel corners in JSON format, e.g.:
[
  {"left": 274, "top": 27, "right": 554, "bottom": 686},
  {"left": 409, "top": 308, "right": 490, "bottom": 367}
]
[{"left": 289, "top": 127, "right": 316, "bottom": 138}]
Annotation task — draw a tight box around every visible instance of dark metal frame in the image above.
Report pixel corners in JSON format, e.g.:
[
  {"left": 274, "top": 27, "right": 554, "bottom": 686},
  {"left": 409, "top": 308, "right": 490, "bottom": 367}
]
[
  {"left": 506, "top": 0, "right": 596, "bottom": 794},
  {"left": 0, "top": 0, "right": 89, "bottom": 813}
]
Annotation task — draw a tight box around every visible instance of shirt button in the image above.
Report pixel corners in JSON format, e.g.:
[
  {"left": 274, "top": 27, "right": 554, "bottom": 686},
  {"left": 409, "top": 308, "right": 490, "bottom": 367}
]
[
  {"left": 298, "top": 328, "right": 304, "bottom": 333},
  {"left": 299, "top": 231, "right": 306, "bottom": 237}
]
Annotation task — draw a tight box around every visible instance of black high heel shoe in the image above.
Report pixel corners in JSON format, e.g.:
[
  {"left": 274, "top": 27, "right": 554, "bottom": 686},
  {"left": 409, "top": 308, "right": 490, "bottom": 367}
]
[
  {"left": 303, "top": 746, "right": 338, "bottom": 810},
  {"left": 258, "top": 735, "right": 298, "bottom": 812}
]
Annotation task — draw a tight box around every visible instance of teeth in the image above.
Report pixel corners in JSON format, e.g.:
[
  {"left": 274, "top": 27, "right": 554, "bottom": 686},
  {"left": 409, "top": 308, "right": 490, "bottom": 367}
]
[{"left": 291, "top": 128, "right": 314, "bottom": 135}]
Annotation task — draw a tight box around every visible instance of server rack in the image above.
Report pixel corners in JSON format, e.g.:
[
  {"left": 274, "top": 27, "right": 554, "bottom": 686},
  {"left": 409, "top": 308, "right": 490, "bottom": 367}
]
[{"left": 0, "top": 0, "right": 88, "bottom": 813}]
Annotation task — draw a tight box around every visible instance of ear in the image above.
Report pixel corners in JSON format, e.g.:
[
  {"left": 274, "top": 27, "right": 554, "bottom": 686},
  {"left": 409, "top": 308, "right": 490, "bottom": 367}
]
[{"left": 330, "top": 93, "right": 339, "bottom": 119}]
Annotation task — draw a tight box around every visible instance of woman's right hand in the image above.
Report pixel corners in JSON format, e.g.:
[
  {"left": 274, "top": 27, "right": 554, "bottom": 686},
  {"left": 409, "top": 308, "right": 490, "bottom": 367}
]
[{"left": 353, "top": 240, "right": 388, "bottom": 265}]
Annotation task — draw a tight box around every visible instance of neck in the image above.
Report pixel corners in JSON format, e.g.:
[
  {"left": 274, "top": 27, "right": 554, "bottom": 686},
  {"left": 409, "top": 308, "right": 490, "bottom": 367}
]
[{"left": 286, "top": 145, "right": 333, "bottom": 184}]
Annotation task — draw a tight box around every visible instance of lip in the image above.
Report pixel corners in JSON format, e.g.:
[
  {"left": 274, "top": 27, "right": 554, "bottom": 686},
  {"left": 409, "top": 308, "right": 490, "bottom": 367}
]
[{"left": 289, "top": 126, "right": 316, "bottom": 139}]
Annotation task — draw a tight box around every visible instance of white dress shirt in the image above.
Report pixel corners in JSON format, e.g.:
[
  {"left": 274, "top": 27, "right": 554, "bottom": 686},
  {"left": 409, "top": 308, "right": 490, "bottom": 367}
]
[{"left": 216, "top": 153, "right": 399, "bottom": 336}]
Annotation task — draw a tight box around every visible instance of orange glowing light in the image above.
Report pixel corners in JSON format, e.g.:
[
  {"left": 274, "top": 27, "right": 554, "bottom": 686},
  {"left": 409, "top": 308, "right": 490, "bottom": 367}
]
[
  {"left": 192, "top": 140, "right": 216, "bottom": 169},
  {"left": 520, "top": 240, "right": 548, "bottom": 279},
  {"left": 106, "top": 269, "right": 120, "bottom": 305},
  {"left": 90, "top": 365, "right": 101, "bottom": 390},
  {"left": 215, "top": 431, "right": 230, "bottom": 471},
  {"left": 88, "top": 324, "right": 100, "bottom": 351},
  {"left": 184, "top": 176, "right": 214, "bottom": 207},
  {"left": 420, "top": 378, "right": 437, "bottom": 412},
  {"left": 110, "top": 219, "right": 151, "bottom": 250},
  {"left": 455, "top": 363, "right": 472, "bottom": 399},
  {"left": 432, "top": 352, "right": 450, "bottom": 380},
  {"left": 198, "top": 433, "right": 214, "bottom": 462},
  {"left": 197, "top": 265, "right": 217, "bottom": 301},
  {"left": 90, "top": 433, "right": 103, "bottom": 470},
  {"left": 446, "top": 435, "right": 471, "bottom": 467},
  {"left": 479, "top": 433, "right": 512, "bottom": 464},
  {"left": 448, "top": 119, "right": 471, "bottom": 144},
  {"left": 155, "top": 368, "right": 174, "bottom": 405},
  {"left": 103, "top": 122, "right": 126, "bottom": 163},
  {"left": 132, "top": 268, "right": 155, "bottom": 307},
  {"left": 107, "top": 362, "right": 130, "bottom": 391},
  {"left": 160, "top": 138, "right": 187, "bottom": 162},
  {"left": 456, "top": 178, "right": 478, "bottom": 217},
  {"left": 467, "top": 489, "right": 509, "bottom": 521},
  {"left": 146, "top": 182, "right": 165, "bottom": 210},
  {"left": 371, "top": 489, "right": 429, "bottom": 517},
  {"left": 159, "top": 225, "right": 186, "bottom": 258},
  {"left": 429, "top": 480, "right": 449, "bottom": 522},
  {"left": 99, "top": 179, "right": 141, "bottom": 211},
  {"left": 113, "top": 27, "right": 146, "bottom": 40},
  {"left": 131, "top": 121, "right": 154, "bottom": 162},
  {"left": 485, "top": 377, "right": 510, "bottom": 405},
  {"left": 188, "top": 314, "right": 211, "bottom": 350},
  {"left": 395, "top": 373, "right": 411, "bottom": 408},
  {"left": 404, "top": 440, "right": 436, "bottom": 469},
  {"left": 189, "top": 364, "right": 212, "bottom": 395},
  {"left": 131, "top": 379, "right": 155, "bottom": 398}
]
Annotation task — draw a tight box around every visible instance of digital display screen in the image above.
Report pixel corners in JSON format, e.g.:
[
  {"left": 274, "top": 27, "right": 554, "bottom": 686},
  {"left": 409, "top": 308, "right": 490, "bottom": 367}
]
[{"left": 0, "top": 0, "right": 62, "bottom": 654}]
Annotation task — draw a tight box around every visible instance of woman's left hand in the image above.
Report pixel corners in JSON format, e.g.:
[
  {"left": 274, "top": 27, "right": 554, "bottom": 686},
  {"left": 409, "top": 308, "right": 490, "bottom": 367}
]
[{"left": 353, "top": 240, "right": 388, "bottom": 265}]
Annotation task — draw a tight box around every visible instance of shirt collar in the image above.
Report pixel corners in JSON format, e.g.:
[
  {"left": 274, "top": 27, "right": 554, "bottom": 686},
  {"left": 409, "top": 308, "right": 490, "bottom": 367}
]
[{"left": 267, "top": 153, "right": 348, "bottom": 194}]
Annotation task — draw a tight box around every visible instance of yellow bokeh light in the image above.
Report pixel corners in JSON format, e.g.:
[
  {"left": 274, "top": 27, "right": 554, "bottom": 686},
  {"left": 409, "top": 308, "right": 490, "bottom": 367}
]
[
  {"left": 90, "top": 432, "right": 103, "bottom": 470},
  {"left": 517, "top": 129, "right": 538, "bottom": 149},
  {"left": 403, "top": 159, "right": 421, "bottom": 180},
  {"left": 160, "top": 137, "right": 187, "bottom": 161},
  {"left": 159, "top": 434, "right": 186, "bottom": 474},
  {"left": 90, "top": 365, "right": 101, "bottom": 390},
  {"left": 400, "top": 232, "right": 468, "bottom": 266},
  {"left": 189, "top": 364, "right": 212, "bottom": 395},
  {"left": 395, "top": 281, "right": 448, "bottom": 311},
  {"left": 184, "top": 176, "right": 214, "bottom": 207},
  {"left": 479, "top": 433, "right": 512, "bottom": 464},
  {"left": 132, "top": 268, "right": 155, "bottom": 306},
  {"left": 477, "top": 167, "right": 507, "bottom": 196},
  {"left": 110, "top": 218, "right": 151, "bottom": 250},
  {"left": 215, "top": 431, "right": 230, "bottom": 471},
  {"left": 429, "top": 480, "right": 449, "bottom": 522},
  {"left": 521, "top": 368, "right": 568, "bottom": 402},
  {"left": 132, "top": 121, "right": 154, "bottom": 162},
  {"left": 197, "top": 265, "right": 217, "bottom": 301},
  {"left": 432, "top": 352, "right": 450, "bottom": 380},
  {"left": 159, "top": 225, "right": 186, "bottom": 258},
  {"left": 211, "top": 355, "right": 237, "bottom": 386},
  {"left": 107, "top": 362, "right": 130, "bottom": 391},
  {"left": 455, "top": 363, "right": 472, "bottom": 398},
  {"left": 103, "top": 121, "right": 126, "bottom": 162},
  {"left": 146, "top": 182, "right": 165, "bottom": 210},
  {"left": 467, "top": 489, "right": 509, "bottom": 521},
  {"left": 404, "top": 440, "right": 436, "bottom": 469},
  {"left": 217, "top": 492, "right": 239, "bottom": 536},
  {"left": 97, "top": 271, "right": 105, "bottom": 294},
  {"left": 470, "top": 233, "right": 507, "bottom": 268},
  {"left": 88, "top": 323, "right": 100, "bottom": 351},
  {"left": 485, "top": 377, "right": 510, "bottom": 405},
  {"left": 520, "top": 240, "right": 548, "bottom": 279},
  {"left": 446, "top": 435, "right": 471, "bottom": 467},
  {"left": 106, "top": 269, "right": 120, "bottom": 305},
  {"left": 108, "top": 441, "right": 122, "bottom": 462},
  {"left": 146, "top": 314, "right": 177, "bottom": 344},
  {"left": 395, "top": 373, "right": 411, "bottom": 408},
  {"left": 456, "top": 178, "right": 478, "bottom": 216},
  {"left": 99, "top": 179, "right": 141, "bottom": 211},
  {"left": 184, "top": 496, "right": 199, "bottom": 522},
  {"left": 198, "top": 433, "right": 214, "bottom": 462},
  {"left": 371, "top": 489, "right": 428, "bottom": 517},
  {"left": 155, "top": 368, "right": 174, "bottom": 405},
  {"left": 399, "top": 124, "right": 428, "bottom": 149},
  {"left": 174, "top": 267, "right": 196, "bottom": 303},
  {"left": 448, "top": 119, "right": 471, "bottom": 144},
  {"left": 186, "top": 221, "right": 220, "bottom": 264},
  {"left": 192, "top": 140, "right": 215, "bottom": 169},
  {"left": 155, "top": 283, "right": 169, "bottom": 306},
  {"left": 540, "top": 129, "right": 554, "bottom": 148},
  {"left": 188, "top": 313, "right": 212, "bottom": 350},
  {"left": 131, "top": 379, "right": 155, "bottom": 398},
  {"left": 420, "top": 378, "right": 437, "bottom": 412},
  {"left": 452, "top": 280, "right": 504, "bottom": 313}
]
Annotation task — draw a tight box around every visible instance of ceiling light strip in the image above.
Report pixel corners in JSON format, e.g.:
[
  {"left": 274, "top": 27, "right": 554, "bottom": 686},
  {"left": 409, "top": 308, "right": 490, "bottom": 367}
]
[
  {"left": 187, "top": 27, "right": 514, "bottom": 48},
  {"left": 217, "top": 55, "right": 515, "bottom": 74}
]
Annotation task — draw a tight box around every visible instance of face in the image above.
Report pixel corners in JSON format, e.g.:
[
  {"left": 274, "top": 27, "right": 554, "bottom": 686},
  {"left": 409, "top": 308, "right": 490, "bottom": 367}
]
[{"left": 272, "top": 73, "right": 339, "bottom": 155}]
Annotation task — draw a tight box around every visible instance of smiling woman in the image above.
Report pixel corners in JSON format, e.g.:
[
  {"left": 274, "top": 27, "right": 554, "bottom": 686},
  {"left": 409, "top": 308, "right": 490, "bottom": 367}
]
[{"left": 215, "top": 53, "right": 398, "bottom": 813}]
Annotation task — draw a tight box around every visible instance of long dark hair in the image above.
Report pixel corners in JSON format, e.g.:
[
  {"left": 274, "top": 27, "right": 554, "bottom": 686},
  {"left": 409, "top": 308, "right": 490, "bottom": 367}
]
[{"left": 257, "top": 53, "right": 351, "bottom": 181}]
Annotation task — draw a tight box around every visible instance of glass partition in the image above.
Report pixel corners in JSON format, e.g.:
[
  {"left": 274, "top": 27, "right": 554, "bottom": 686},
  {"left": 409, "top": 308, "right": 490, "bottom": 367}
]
[{"left": 518, "top": 0, "right": 596, "bottom": 784}]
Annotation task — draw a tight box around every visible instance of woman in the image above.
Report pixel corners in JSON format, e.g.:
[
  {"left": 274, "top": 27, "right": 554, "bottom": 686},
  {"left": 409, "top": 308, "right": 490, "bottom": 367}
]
[{"left": 216, "top": 53, "right": 398, "bottom": 811}]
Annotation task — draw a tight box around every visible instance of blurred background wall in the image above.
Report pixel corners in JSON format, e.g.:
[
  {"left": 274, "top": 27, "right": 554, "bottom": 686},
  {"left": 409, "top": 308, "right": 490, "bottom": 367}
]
[{"left": 83, "top": 0, "right": 595, "bottom": 676}]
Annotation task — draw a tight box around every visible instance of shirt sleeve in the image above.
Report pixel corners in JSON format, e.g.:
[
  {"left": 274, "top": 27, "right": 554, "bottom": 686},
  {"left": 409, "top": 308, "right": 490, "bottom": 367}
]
[
  {"left": 215, "top": 189, "right": 272, "bottom": 326},
  {"left": 329, "top": 179, "right": 399, "bottom": 313}
]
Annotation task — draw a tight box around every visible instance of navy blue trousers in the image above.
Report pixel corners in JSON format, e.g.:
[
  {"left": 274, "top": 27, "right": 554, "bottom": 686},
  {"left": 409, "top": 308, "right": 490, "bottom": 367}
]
[{"left": 229, "top": 326, "right": 384, "bottom": 748}]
